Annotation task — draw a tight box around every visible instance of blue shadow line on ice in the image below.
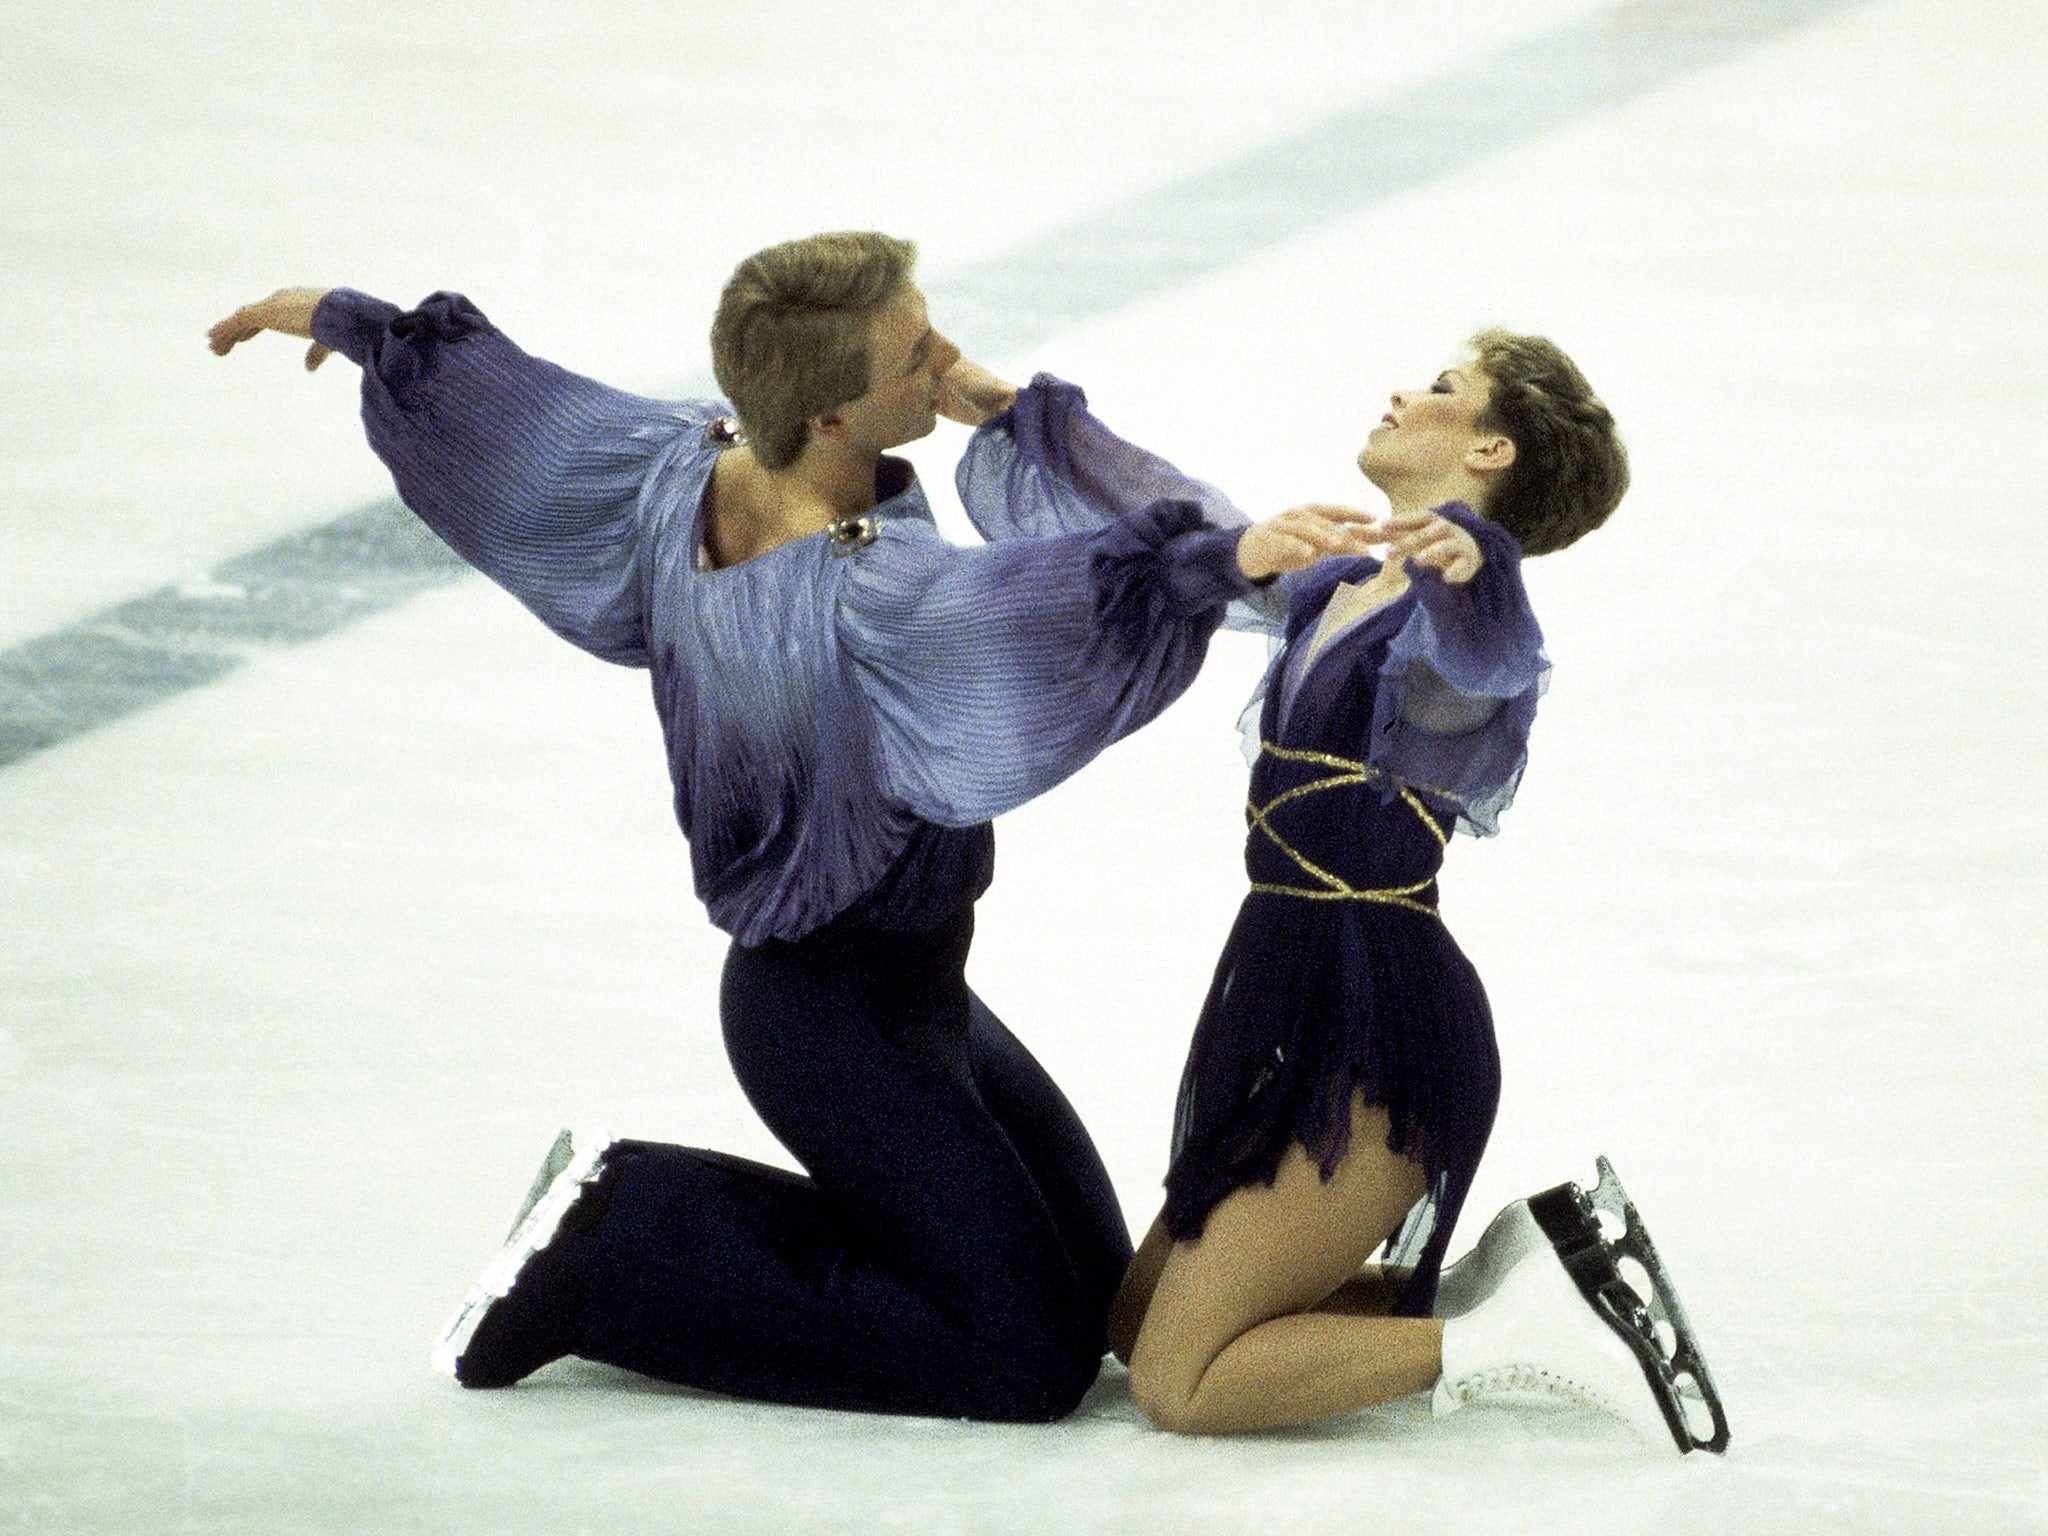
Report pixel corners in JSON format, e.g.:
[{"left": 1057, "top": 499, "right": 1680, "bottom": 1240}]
[
  {"left": 0, "top": 505, "right": 471, "bottom": 765},
  {"left": 0, "top": 0, "right": 1869, "bottom": 769}
]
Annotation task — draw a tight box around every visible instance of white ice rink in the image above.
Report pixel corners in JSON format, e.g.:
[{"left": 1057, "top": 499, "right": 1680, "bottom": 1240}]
[{"left": 4, "top": 0, "right": 2046, "bottom": 1530}]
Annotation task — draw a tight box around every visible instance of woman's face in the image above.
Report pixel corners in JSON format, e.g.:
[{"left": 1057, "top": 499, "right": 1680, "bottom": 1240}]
[{"left": 1355, "top": 358, "right": 1498, "bottom": 489}]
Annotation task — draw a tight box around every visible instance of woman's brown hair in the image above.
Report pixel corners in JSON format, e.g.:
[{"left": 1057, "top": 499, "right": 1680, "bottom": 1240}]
[{"left": 1468, "top": 329, "right": 1629, "bottom": 556}]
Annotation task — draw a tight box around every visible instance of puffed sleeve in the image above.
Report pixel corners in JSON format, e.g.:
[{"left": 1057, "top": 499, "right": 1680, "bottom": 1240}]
[
  {"left": 839, "top": 499, "right": 1255, "bottom": 826},
  {"left": 954, "top": 374, "right": 1294, "bottom": 635},
  {"left": 313, "top": 288, "right": 699, "bottom": 666},
  {"left": 1370, "top": 502, "right": 1548, "bottom": 836}
]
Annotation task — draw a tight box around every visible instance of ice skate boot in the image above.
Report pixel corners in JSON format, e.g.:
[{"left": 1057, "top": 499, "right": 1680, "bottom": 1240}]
[
  {"left": 1434, "top": 1198, "right": 1677, "bottom": 1448},
  {"left": 1520, "top": 1155, "right": 1730, "bottom": 1454},
  {"left": 432, "top": 1128, "right": 615, "bottom": 1389}
]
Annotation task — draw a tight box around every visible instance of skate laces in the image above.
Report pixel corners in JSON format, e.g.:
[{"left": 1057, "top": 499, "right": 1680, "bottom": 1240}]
[{"left": 1443, "top": 1363, "right": 1624, "bottom": 1418}]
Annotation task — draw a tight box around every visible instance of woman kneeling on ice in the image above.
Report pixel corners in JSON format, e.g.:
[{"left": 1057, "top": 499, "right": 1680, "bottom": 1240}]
[{"left": 1081, "top": 332, "right": 1725, "bottom": 1449}]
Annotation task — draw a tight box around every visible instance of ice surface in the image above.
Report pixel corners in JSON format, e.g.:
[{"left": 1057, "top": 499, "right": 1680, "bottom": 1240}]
[{"left": 4, "top": 0, "right": 2046, "bottom": 1532}]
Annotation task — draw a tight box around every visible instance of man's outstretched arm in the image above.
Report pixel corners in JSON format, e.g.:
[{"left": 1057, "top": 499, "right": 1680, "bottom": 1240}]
[{"left": 208, "top": 285, "right": 694, "bottom": 664}]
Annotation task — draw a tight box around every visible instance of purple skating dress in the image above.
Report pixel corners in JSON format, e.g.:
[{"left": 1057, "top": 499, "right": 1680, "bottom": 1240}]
[{"left": 1161, "top": 505, "right": 1547, "bottom": 1316}]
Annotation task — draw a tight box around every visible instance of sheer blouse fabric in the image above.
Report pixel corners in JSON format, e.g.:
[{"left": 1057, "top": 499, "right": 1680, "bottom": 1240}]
[{"left": 312, "top": 291, "right": 1257, "bottom": 944}]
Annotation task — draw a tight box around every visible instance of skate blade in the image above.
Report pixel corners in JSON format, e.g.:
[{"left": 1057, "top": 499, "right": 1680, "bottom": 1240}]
[
  {"left": 508, "top": 1128, "right": 578, "bottom": 1243},
  {"left": 431, "top": 1129, "right": 612, "bottom": 1379},
  {"left": 1530, "top": 1158, "right": 1730, "bottom": 1454}
]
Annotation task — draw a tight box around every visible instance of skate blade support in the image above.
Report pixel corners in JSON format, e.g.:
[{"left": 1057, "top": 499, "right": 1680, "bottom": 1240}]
[{"left": 1526, "top": 1155, "right": 1731, "bottom": 1454}]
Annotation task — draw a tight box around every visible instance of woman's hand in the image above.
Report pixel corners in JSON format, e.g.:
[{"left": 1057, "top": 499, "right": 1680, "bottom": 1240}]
[
  {"left": 936, "top": 358, "right": 1018, "bottom": 426},
  {"left": 1235, "top": 503, "right": 1386, "bottom": 582},
  {"left": 1379, "top": 508, "right": 1484, "bottom": 585},
  {"left": 207, "top": 287, "right": 335, "bottom": 371}
]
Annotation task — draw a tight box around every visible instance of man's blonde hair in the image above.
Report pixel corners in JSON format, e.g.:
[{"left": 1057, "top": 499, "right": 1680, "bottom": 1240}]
[{"left": 709, "top": 232, "right": 919, "bottom": 471}]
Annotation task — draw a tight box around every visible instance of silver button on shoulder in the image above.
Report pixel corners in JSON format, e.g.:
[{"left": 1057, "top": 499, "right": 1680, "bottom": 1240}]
[
  {"left": 826, "top": 515, "right": 879, "bottom": 554},
  {"left": 703, "top": 416, "right": 744, "bottom": 447}
]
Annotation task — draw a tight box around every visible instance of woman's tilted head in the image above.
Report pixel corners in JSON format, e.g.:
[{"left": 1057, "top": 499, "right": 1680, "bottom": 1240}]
[
  {"left": 1357, "top": 333, "right": 1628, "bottom": 555},
  {"left": 1463, "top": 329, "right": 1628, "bottom": 556},
  {"left": 710, "top": 232, "right": 919, "bottom": 471}
]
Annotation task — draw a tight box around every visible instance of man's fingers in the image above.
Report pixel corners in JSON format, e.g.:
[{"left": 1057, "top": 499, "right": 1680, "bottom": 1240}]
[
  {"left": 305, "top": 341, "right": 332, "bottom": 371},
  {"left": 208, "top": 288, "right": 328, "bottom": 357},
  {"left": 206, "top": 314, "right": 252, "bottom": 354},
  {"left": 208, "top": 306, "right": 274, "bottom": 355}
]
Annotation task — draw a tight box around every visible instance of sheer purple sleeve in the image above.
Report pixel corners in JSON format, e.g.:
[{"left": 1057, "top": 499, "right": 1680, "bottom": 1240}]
[
  {"left": 955, "top": 373, "right": 1294, "bottom": 633},
  {"left": 1370, "top": 503, "right": 1549, "bottom": 836},
  {"left": 839, "top": 500, "right": 1253, "bottom": 826},
  {"left": 313, "top": 288, "right": 698, "bottom": 666}
]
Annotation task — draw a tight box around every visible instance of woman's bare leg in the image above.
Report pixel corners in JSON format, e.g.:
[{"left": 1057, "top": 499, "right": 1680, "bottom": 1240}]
[
  {"left": 1126, "top": 1094, "right": 1441, "bottom": 1434},
  {"left": 1312, "top": 1265, "right": 1410, "bottom": 1317},
  {"left": 1113, "top": 1225, "right": 1406, "bottom": 1365}
]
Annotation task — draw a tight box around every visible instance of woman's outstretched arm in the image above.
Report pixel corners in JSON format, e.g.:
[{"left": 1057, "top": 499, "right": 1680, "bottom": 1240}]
[{"left": 1367, "top": 502, "right": 1549, "bottom": 834}]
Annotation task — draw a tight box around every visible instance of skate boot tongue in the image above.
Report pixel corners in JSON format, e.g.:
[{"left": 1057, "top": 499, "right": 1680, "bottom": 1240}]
[{"left": 1433, "top": 1197, "right": 1547, "bottom": 1320}]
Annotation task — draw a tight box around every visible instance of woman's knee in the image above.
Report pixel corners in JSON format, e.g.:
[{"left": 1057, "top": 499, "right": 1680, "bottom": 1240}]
[{"left": 1127, "top": 1348, "right": 1214, "bottom": 1435}]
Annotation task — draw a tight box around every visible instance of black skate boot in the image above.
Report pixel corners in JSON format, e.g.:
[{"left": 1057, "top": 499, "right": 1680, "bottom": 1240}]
[
  {"left": 431, "top": 1128, "right": 616, "bottom": 1388},
  {"left": 1523, "top": 1156, "right": 1730, "bottom": 1454}
]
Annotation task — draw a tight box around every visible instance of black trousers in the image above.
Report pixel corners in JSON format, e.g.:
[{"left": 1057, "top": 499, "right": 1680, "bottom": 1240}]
[{"left": 569, "top": 907, "right": 1134, "bottom": 1421}]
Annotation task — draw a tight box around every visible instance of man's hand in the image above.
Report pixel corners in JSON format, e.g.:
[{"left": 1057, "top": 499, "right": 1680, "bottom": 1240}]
[
  {"left": 208, "top": 287, "right": 336, "bottom": 371},
  {"left": 936, "top": 358, "right": 1018, "bottom": 427},
  {"left": 1236, "top": 504, "right": 1386, "bottom": 582},
  {"left": 1378, "top": 508, "right": 1484, "bottom": 585}
]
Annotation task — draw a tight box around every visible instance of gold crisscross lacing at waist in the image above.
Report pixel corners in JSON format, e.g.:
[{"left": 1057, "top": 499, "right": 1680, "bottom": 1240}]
[{"left": 1246, "top": 743, "right": 1447, "bottom": 917}]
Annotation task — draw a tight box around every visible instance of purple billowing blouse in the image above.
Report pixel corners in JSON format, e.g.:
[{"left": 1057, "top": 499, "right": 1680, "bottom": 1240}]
[{"left": 313, "top": 290, "right": 1255, "bottom": 945}]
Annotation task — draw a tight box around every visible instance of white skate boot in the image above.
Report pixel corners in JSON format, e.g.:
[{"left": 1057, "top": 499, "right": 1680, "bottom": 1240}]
[{"left": 1434, "top": 1158, "right": 1729, "bottom": 1454}]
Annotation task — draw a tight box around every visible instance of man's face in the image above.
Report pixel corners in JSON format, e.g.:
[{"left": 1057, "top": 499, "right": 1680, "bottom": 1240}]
[{"left": 827, "top": 286, "right": 962, "bottom": 453}]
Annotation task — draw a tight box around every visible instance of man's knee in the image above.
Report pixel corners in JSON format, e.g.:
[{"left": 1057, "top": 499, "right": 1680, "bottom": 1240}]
[{"left": 978, "top": 1337, "right": 1102, "bottom": 1423}]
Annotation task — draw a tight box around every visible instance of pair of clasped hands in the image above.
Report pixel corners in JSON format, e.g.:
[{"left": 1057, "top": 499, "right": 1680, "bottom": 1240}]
[
  {"left": 207, "top": 286, "right": 1483, "bottom": 590},
  {"left": 1233, "top": 504, "right": 1481, "bottom": 588}
]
